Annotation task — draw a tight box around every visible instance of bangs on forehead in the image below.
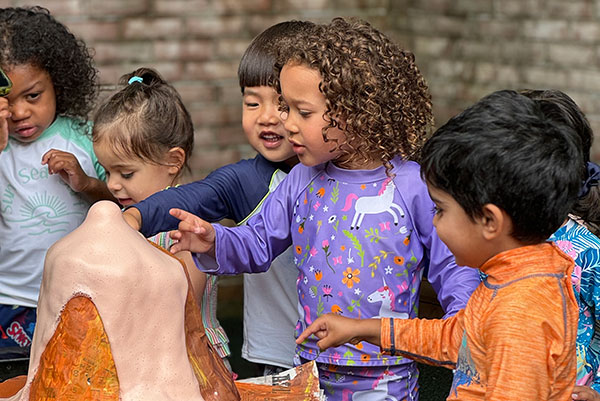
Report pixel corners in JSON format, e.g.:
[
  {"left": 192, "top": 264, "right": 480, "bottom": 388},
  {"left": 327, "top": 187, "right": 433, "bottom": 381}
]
[
  {"left": 94, "top": 120, "right": 140, "bottom": 161},
  {"left": 239, "top": 56, "right": 274, "bottom": 90}
]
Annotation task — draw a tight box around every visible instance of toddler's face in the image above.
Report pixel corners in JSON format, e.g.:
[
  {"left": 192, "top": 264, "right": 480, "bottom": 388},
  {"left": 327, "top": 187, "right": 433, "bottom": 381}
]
[
  {"left": 94, "top": 138, "right": 178, "bottom": 207},
  {"left": 4, "top": 63, "right": 56, "bottom": 143},
  {"left": 428, "top": 184, "right": 489, "bottom": 269},
  {"left": 242, "top": 85, "right": 296, "bottom": 165},
  {"left": 279, "top": 63, "right": 349, "bottom": 168}
]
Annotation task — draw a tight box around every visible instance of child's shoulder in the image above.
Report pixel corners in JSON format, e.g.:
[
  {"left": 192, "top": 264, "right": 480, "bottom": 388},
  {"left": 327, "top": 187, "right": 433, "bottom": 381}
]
[
  {"left": 551, "top": 218, "right": 600, "bottom": 254},
  {"left": 210, "top": 154, "right": 285, "bottom": 184},
  {"left": 391, "top": 158, "right": 422, "bottom": 181},
  {"left": 41, "top": 116, "right": 92, "bottom": 143},
  {"left": 390, "top": 158, "right": 430, "bottom": 197},
  {"left": 489, "top": 273, "right": 566, "bottom": 318},
  {"left": 21, "top": 116, "right": 94, "bottom": 157}
]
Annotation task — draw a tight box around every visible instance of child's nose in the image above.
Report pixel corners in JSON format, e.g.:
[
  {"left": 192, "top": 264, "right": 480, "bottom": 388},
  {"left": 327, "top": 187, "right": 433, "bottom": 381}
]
[
  {"left": 9, "top": 100, "right": 30, "bottom": 121},
  {"left": 258, "top": 104, "right": 280, "bottom": 125},
  {"left": 106, "top": 176, "right": 121, "bottom": 193},
  {"left": 283, "top": 115, "right": 298, "bottom": 134}
]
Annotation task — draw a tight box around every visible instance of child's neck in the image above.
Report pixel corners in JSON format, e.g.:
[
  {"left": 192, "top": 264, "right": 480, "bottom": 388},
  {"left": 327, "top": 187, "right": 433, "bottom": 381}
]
[
  {"left": 170, "top": 177, "right": 181, "bottom": 188},
  {"left": 479, "top": 235, "right": 535, "bottom": 271},
  {"left": 334, "top": 158, "right": 382, "bottom": 170},
  {"left": 282, "top": 156, "right": 300, "bottom": 169},
  {"left": 492, "top": 235, "right": 528, "bottom": 258}
]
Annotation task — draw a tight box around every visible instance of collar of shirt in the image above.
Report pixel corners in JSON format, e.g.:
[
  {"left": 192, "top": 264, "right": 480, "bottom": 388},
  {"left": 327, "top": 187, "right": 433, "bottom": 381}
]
[{"left": 481, "top": 242, "right": 572, "bottom": 285}]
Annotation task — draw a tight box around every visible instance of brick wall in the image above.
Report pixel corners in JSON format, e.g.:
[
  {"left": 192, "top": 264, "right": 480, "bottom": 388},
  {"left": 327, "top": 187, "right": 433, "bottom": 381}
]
[
  {"left": 389, "top": 0, "right": 600, "bottom": 161},
  {"left": 2, "top": 0, "right": 600, "bottom": 179}
]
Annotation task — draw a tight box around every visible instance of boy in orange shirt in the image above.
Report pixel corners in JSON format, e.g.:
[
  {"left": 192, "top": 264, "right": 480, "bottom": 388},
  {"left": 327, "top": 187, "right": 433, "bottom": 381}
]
[{"left": 297, "top": 90, "right": 582, "bottom": 400}]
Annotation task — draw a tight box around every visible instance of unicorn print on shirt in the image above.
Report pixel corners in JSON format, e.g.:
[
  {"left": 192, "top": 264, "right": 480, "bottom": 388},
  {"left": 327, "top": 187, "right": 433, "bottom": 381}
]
[
  {"left": 366, "top": 277, "right": 409, "bottom": 319},
  {"left": 342, "top": 178, "right": 405, "bottom": 230},
  {"left": 341, "top": 369, "right": 402, "bottom": 401}
]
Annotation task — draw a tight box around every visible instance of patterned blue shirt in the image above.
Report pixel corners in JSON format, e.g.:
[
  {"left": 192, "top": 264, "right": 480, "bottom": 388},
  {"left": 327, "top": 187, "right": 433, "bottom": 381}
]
[{"left": 550, "top": 218, "right": 600, "bottom": 391}]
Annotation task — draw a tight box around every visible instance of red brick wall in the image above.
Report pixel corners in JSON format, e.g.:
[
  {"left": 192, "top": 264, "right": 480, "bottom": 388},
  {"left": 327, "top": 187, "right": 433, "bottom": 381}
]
[{"left": 3, "top": 0, "right": 600, "bottom": 179}]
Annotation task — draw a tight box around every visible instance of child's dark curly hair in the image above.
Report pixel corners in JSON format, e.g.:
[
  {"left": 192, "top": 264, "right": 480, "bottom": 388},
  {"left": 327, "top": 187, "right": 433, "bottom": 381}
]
[
  {"left": 0, "top": 6, "right": 97, "bottom": 121},
  {"left": 274, "top": 17, "right": 433, "bottom": 169}
]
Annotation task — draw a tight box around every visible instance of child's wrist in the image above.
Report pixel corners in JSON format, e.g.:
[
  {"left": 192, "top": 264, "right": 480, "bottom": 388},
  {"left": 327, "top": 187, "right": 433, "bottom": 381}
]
[
  {"left": 356, "top": 318, "right": 382, "bottom": 346},
  {"left": 76, "top": 175, "right": 94, "bottom": 193}
]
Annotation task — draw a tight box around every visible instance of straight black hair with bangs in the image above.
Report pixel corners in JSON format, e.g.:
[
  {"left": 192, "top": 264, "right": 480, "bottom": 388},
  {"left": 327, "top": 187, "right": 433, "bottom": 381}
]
[{"left": 238, "top": 20, "right": 314, "bottom": 92}]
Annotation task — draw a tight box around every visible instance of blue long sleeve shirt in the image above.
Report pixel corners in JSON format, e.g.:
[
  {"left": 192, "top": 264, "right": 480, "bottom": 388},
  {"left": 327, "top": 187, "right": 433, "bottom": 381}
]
[{"left": 133, "top": 154, "right": 291, "bottom": 236}]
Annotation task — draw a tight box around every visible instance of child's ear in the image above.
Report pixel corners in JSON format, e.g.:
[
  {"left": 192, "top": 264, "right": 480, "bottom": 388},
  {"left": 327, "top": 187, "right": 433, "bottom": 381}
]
[
  {"left": 479, "top": 204, "right": 506, "bottom": 240},
  {"left": 165, "top": 147, "right": 186, "bottom": 175}
]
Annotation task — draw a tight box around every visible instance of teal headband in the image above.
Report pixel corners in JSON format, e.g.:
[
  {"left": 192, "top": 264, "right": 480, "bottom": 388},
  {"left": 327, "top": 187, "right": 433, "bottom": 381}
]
[{"left": 128, "top": 76, "right": 143, "bottom": 85}]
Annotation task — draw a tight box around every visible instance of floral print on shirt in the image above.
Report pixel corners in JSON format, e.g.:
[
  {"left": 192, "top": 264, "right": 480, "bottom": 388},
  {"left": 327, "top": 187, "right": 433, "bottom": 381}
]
[{"left": 550, "top": 218, "right": 600, "bottom": 391}]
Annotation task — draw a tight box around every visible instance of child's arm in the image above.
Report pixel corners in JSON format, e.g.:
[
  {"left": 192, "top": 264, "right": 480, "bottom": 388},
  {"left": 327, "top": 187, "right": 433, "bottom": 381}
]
[
  {"left": 169, "top": 164, "right": 303, "bottom": 275},
  {"left": 125, "top": 180, "right": 228, "bottom": 237},
  {"left": 123, "top": 207, "right": 142, "bottom": 231},
  {"left": 298, "top": 313, "right": 464, "bottom": 369},
  {"left": 41, "top": 148, "right": 115, "bottom": 203},
  {"left": 0, "top": 97, "right": 8, "bottom": 152},
  {"left": 171, "top": 169, "right": 298, "bottom": 275},
  {"left": 296, "top": 314, "right": 382, "bottom": 350},
  {"left": 176, "top": 250, "right": 207, "bottom": 307},
  {"left": 126, "top": 158, "right": 274, "bottom": 237}
]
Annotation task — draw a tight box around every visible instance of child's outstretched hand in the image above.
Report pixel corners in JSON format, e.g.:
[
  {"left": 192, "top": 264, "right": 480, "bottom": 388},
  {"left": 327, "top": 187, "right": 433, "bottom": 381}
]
[
  {"left": 573, "top": 386, "right": 600, "bottom": 401},
  {"left": 42, "top": 148, "right": 90, "bottom": 192},
  {"left": 0, "top": 97, "right": 10, "bottom": 152},
  {"left": 169, "top": 208, "right": 216, "bottom": 255},
  {"left": 296, "top": 313, "right": 381, "bottom": 351}
]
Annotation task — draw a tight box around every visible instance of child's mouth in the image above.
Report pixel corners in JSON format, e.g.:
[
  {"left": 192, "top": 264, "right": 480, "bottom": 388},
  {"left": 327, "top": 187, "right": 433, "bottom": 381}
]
[
  {"left": 14, "top": 126, "right": 37, "bottom": 139},
  {"left": 289, "top": 140, "right": 304, "bottom": 154},
  {"left": 260, "top": 132, "right": 285, "bottom": 148}
]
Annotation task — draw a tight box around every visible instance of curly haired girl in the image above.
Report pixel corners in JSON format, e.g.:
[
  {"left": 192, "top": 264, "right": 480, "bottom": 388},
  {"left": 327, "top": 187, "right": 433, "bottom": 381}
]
[
  {"left": 0, "top": 6, "right": 112, "bottom": 350},
  {"left": 277, "top": 17, "right": 434, "bottom": 171},
  {"left": 168, "top": 17, "right": 480, "bottom": 400}
]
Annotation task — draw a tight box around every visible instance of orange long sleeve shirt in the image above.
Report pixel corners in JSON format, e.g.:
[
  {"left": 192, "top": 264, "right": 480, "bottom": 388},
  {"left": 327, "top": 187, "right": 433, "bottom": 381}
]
[{"left": 381, "top": 243, "right": 577, "bottom": 401}]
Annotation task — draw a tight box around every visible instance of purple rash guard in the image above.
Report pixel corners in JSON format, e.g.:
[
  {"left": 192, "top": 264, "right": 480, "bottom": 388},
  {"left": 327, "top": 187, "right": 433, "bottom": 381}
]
[{"left": 206, "top": 157, "right": 480, "bottom": 368}]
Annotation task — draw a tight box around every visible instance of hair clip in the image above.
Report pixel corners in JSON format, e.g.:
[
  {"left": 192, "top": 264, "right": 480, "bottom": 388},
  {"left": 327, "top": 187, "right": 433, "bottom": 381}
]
[
  {"left": 579, "top": 161, "right": 600, "bottom": 198},
  {"left": 128, "top": 76, "right": 143, "bottom": 85}
]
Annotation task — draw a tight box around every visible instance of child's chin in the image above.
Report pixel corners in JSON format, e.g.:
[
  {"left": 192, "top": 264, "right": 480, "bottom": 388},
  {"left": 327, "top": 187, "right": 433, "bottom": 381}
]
[{"left": 10, "top": 132, "right": 41, "bottom": 143}]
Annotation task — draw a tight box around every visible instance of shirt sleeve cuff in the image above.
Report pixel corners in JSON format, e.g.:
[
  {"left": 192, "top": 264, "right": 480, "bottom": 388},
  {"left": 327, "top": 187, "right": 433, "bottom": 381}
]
[
  {"left": 193, "top": 253, "right": 220, "bottom": 273},
  {"left": 380, "top": 318, "right": 397, "bottom": 355}
]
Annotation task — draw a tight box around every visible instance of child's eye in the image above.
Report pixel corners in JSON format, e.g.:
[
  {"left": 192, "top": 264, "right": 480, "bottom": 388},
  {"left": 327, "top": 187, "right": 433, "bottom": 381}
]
[
  {"left": 299, "top": 110, "right": 312, "bottom": 118},
  {"left": 244, "top": 102, "right": 259, "bottom": 108},
  {"left": 121, "top": 172, "right": 134, "bottom": 179},
  {"left": 432, "top": 206, "right": 443, "bottom": 215},
  {"left": 27, "top": 92, "right": 41, "bottom": 100}
]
